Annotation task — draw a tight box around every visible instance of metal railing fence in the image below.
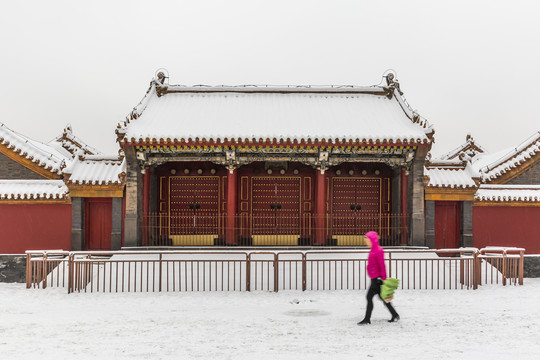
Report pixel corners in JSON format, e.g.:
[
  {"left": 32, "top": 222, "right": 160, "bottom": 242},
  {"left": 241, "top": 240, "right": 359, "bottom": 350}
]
[
  {"left": 26, "top": 248, "right": 524, "bottom": 293},
  {"left": 144, "top": 212, "right": 408, "bottom": 247}
]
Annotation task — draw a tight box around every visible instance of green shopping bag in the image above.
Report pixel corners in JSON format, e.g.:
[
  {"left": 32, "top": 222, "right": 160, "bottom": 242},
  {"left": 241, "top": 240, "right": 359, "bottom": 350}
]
[{"left": 381, "top": 278, "right": 399, "bottom": 302}]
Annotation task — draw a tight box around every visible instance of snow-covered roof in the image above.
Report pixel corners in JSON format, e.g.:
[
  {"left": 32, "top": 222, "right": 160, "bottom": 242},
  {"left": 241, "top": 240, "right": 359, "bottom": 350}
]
[
  {"left": 51, "top": 124, "right": 101, "bottom": 156},
  {"left": 63, "top": 155, "right": 126, "bottom": 185},
  {"left": 0, "top": 180, "right": 69, "bottom": 200},
  {"left": 0, "top": 122, "right": 67, "bottom": 175},
  {"left": 475, "top": 185, "right": 540, "bottom": 202},
  {"left": 117, "top": 75, "right": 433, "bottom": 146},
  {"left": 424, "top": 161, "right": 479, "bottom": 189},
  {"left": 475, "top": 132, "right": 540, "bottom": 182}
]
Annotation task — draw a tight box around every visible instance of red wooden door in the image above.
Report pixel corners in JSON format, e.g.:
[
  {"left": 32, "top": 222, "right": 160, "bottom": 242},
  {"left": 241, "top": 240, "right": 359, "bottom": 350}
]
[
  {"left": 168, "top": 176, "right": 220, "bottom": 235},
  {"left": 331, "top": 178, "right": 382, "bottom": 235},
  {"left": 85, "top": 198, "right": 112, "bottom": 250},
  {"left": 251, "top": 177, "right": 301, "bottom": 235},
  {"left": 435, "top": 201, "right": 461, "bottom": 249}
]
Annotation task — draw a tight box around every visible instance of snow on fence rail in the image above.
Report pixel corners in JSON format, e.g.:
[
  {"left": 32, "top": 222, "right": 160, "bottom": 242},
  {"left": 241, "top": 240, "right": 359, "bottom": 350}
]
[{"left": 25, "top": 248, "right": 524, "bottom": 293}]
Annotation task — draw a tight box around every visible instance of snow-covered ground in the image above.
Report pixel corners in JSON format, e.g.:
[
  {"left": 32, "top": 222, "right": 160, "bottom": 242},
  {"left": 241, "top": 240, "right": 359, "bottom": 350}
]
[{"left": 1, "top": 279, "right": 539, "bottom": 360}]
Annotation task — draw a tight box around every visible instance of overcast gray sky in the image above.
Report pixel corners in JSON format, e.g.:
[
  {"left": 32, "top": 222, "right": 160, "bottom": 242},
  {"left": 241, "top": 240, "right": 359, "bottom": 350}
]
[{"left": 1, "top": 0, "right": 539, "bottom": 157}]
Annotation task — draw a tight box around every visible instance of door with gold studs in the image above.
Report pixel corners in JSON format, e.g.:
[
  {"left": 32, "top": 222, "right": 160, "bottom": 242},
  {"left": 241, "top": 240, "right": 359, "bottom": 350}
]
[
  {"left": 251, "top": 177, "right": 301, "bottom": 245},
  {"left": 168, "top": 176, "right": 220, "bottom": 245},
  {"left": 331, "top": 178, "right": 381, "bottom": 245}
]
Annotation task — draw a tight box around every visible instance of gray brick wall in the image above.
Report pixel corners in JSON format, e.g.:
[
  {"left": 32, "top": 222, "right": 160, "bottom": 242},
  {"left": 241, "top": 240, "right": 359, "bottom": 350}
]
[
  {"left": 0, "top": 255, "right": 26, "bottom": 283},
  {"left": 425, "top": 200, "right": 435, "bottom": 249},
  {"left": 524, "top": 255, "right": 540, "bottom": 278},
  {"left": 0, "top": 153, "right": 46, "bottom": 179},
  {"left": 71, "top": 197, "right": 85, "bottom": 251},
  {"left": 461, "top": 201, "right": 473, "bottom": 248},
  {"left": 508, "top": 160, "right": 540, "bottom": 185},
  {"left": 111, "top": 197, "right": 123, "bottom": 250}
]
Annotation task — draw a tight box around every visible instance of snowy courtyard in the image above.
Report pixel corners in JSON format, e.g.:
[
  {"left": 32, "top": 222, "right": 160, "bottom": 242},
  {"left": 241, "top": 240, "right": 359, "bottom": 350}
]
[{"left": 1, "top": 279, "right": 539, "bottom": 359}]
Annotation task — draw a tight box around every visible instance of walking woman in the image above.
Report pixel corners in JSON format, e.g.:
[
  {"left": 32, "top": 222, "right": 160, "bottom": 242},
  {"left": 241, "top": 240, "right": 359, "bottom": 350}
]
[{"left": 358, "top": 231, "right": 400, "bottom": 325}]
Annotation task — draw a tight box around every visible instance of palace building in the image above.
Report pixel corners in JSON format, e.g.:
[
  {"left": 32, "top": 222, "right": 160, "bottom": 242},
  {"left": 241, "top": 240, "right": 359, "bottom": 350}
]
[{"left": 116, "top": 72, "right": 434, "bottom": 247}]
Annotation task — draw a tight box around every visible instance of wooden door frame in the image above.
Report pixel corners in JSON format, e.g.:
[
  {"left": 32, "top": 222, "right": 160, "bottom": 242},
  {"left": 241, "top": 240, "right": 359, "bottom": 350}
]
[
  {"left": 434, "top": 201, "right": 461, "bottom": 249},
  {"left": 84, "top": 198, "right": 113, "bottom": 250}
]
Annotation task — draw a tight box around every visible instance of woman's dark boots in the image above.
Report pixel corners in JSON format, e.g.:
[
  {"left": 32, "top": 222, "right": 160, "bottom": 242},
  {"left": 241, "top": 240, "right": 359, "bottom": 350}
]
[
  {"left": 357, "top": 319, "right": 371, "bottom": 325},
  {"left": 385, "top": 302, "right": 399, "bottom": 323}
]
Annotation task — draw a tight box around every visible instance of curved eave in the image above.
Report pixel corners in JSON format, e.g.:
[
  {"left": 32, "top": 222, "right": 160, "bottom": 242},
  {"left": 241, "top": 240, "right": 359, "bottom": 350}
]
[
  {"left": 0, "top": 199, "right": 71, "bottom": 204},
  {"left": 119, "top": 137, "right": 432, "bottom": 148},
  {"left": 0, "top": 194, "right": 70, "bottom": 203}
]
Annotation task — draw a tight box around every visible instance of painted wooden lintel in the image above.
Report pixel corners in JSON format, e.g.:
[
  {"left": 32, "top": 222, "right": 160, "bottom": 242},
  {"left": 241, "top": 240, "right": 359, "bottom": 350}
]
[
  {"left": 68, "top": 185, "right": 124, "bottom": 198},
  {"left": 425, "top": 188, "right": 475, "bottom": 201}
]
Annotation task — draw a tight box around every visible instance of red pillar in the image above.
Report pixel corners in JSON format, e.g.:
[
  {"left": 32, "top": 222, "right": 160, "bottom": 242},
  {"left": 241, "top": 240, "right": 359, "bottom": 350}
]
[
  {"left": 142, "top": 166, "right": 150, "bottom": 246},
  {"left": 226, "top": 168, "right": 238, "bottom": 245},
  {"left": 400, "top": 167, "right": 408, "bottom": 246},
  {"left": 314, "top": 169, "right": 327, "bottom": 245}
]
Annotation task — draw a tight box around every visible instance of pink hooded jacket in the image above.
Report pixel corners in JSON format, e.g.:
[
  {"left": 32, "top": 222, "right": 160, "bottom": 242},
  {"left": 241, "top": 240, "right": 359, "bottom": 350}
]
[{"left": 365, "top": 231, "right": 387, "bottom": 280}]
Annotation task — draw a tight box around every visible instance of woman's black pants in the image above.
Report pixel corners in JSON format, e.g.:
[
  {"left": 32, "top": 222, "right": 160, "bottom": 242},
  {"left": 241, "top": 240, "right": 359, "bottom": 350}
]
[{"left": 362, "top": 278, "right": 398, "bottom": 321}]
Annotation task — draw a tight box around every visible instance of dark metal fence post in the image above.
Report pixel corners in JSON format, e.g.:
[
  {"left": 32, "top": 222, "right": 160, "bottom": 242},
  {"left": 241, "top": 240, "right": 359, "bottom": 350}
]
[
  {"left": 159, "top": 253, "right": 163, "bottom": 292},
  {"left": 302, "top": 253, "right": 306, "bottom": 291},
  {"left": 68, "top": 254, "right": 73, "bottom": 294},
  {"left": 459, "top": 256, "right": 464, "bottom": 286},
  {"left": 502, "top": 251, "right": 507, "bottom": 286},
  {"left": 25, "top": 253, "right": 31, "bottom": 289},
  {"left": 519, "top": 250, "right": 524, "bottom": 285},
  {"left": 472, "top": 250, "right": 481, "bottom": 290},
  {"left": 246, "top": 254, "right": 251, "bottom": 292},
  {"left": 42, "top": 253, "right": 48, "bottom": 289},
  {"left": 274, "top": 253, "right": 278, "bottom": 292},
  {"left": 388, "top": 252, "right": 392, "bottom": 278}
]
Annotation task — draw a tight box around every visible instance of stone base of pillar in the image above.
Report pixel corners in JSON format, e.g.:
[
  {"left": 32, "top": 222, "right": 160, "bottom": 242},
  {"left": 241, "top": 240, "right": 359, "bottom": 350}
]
[
  {"left": 124, "top": 215, "right": 139, "bottom": 247},
  {"left": 462, "top": 233, "right": 473, "bottom": 248},
  {"left": 111, "top": 231, "right": 122, "bottom": 250},
  {"left": 71, "top": 229, "right": 84, "bottom": 251},
  {"left": 410, "top": 212, "right": 426, "bottom": 247}
]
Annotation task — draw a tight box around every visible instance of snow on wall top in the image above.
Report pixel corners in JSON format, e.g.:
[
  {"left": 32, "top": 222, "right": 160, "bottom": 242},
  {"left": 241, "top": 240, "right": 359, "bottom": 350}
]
[
  {"left": 51, "top": 124, "right": 102, "bottom": 156},
  {"left": 63, "top": 155, "right": 126, "bottom": 185},
  {"left": 475, "top": 185, "right": 540, "bottom": 202},
  {"left": 0, "top": 180, "right": 69, "bottom": 200},
  {"left": 0, "top": 122, "right": 68, "bottom": 175},
  {"left": 117, "top": 76, "right": 433, "bottom": 145}
]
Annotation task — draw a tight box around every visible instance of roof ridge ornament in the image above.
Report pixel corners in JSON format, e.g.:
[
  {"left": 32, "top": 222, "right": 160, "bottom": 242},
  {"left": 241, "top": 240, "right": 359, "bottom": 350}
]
[
  {"left": 154, "top": 68, "right": 169, "bottom": 97},
  {"left": 384, "top": 71, "right": 403, "bottom": 99},
  {"left": 63, "top": 124, "right": 73, "bottom": 136}
]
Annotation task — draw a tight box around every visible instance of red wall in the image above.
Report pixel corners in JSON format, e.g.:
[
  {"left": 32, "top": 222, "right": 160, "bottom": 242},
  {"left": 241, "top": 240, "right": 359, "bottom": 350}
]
[
  {"left": 473, "top": 206, "right": 540, "bottom": 253},
  {"left": 0, "top": 203, "right": 72, "bottom": 254}
]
